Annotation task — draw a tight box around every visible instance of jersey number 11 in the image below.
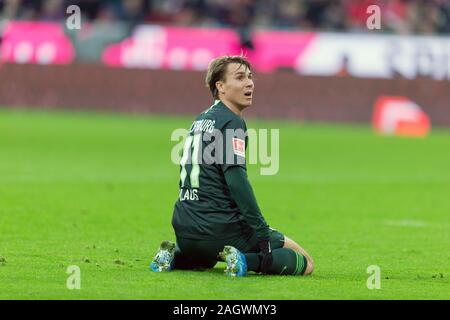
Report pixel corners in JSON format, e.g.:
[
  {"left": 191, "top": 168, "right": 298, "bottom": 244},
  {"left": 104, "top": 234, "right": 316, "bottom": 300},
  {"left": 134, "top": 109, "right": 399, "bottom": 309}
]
[{"left": 180, "top": 134, "right": 201, "bottom": 188}]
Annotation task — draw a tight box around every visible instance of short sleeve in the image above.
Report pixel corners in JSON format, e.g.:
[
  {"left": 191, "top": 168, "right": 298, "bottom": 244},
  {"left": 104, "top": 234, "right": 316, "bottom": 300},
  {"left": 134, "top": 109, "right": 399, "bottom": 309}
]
[{"left": 220, "top": 117, "right": 247, "bottom": 172}]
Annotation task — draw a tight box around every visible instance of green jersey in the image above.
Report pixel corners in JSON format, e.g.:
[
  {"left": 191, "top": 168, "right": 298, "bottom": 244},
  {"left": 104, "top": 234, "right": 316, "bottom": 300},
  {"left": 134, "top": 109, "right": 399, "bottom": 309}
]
[{"left": 172, "top": 100, "right": 252, "bottom": 240}]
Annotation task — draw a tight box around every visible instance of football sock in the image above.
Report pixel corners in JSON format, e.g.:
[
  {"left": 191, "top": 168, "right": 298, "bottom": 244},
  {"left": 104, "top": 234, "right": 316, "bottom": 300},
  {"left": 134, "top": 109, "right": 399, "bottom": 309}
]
[
  {"left": 244, "top": 253, "right": 261, "bottom": 271},
  {"left": 245, "top": 248, "right": 307, "bottom": 275}
]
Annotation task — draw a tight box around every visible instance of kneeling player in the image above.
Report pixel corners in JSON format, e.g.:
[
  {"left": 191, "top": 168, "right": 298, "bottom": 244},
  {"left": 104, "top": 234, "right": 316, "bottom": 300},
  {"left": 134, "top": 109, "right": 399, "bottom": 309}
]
[{"left": 150, "top": 55, "right": 314, "bottom": 277}]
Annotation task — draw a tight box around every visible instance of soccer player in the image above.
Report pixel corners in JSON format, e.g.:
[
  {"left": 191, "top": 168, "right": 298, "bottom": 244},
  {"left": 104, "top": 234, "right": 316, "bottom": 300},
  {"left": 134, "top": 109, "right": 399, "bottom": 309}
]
[{"left": 150, "top": 55, "right": 314, "bottom": 277}]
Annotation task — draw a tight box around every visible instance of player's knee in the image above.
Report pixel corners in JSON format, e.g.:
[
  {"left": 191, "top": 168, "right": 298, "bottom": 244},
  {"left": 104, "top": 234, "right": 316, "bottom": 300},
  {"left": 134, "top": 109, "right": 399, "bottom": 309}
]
[{"left": 303, "top": 257, "right": 314, "bottom": 276}]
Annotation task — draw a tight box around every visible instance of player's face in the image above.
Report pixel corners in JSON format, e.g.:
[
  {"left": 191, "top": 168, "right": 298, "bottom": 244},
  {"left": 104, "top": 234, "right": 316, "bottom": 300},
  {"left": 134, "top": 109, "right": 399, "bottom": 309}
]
[{"left": 219, "top": 63, "right": 254, "bottom": 110}]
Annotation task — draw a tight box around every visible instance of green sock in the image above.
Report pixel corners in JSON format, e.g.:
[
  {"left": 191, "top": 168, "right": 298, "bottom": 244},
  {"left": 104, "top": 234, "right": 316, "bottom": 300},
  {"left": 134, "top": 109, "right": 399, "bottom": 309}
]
[
  {"left": 245, "top": 248, "right": 307, "bottom": 275},
  {"left": 270, "top": 248, "right": 307, "bottom": 275},
  {"left": 244, "top": 253, "right": 261, "bottom": 271}
]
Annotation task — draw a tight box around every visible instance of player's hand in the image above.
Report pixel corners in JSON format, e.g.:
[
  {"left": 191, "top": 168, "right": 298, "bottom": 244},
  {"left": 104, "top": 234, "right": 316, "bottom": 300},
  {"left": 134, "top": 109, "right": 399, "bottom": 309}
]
[{"left": 257, "top": 237, "right": 273, "bottom": 273}]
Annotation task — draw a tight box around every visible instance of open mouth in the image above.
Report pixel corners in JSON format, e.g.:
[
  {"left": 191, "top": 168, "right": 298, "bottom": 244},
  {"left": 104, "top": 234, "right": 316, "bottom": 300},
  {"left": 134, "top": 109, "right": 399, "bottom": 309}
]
[{"left": 244, "top": 92, "right": 252, "bottom": 97}]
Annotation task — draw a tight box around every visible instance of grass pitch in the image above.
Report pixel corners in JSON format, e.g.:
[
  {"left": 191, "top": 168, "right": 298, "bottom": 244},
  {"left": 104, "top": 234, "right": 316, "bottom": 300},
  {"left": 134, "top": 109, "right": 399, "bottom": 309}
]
[{"left": 0, "top": 108, "right": 449, "bottom": 299}]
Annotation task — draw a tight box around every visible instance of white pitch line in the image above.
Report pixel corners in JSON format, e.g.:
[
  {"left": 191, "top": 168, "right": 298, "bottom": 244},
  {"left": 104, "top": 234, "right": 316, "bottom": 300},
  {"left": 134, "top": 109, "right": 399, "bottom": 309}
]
[{"left": 384, "top": 219, "right": 428, "bottom": 228}]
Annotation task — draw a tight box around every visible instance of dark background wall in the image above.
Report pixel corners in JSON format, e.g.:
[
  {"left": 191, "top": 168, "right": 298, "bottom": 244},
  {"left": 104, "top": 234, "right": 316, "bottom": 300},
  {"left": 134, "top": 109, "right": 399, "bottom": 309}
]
[{"left": 1, "top": 63, "right": 449, "bottom": 127}]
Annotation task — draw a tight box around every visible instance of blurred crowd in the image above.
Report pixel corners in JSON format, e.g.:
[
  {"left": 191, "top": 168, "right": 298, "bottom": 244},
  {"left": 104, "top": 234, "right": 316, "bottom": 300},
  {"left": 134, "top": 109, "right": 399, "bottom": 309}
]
[{"left": 1, "top": 0, "right": 449, "bottom": 34}]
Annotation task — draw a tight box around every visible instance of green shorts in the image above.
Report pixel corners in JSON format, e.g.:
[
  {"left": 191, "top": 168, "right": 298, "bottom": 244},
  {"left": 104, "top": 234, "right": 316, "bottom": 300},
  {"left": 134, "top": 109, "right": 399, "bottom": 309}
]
[{"left": 174, "top": 227, "right": 285, "bottom": 270}]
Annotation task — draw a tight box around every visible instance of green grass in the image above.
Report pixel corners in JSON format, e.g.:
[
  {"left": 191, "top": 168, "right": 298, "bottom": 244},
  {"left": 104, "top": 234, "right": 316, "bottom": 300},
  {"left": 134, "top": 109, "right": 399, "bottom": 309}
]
[{"left": 0, "top": 107, "right": 449, "bottom": 299}]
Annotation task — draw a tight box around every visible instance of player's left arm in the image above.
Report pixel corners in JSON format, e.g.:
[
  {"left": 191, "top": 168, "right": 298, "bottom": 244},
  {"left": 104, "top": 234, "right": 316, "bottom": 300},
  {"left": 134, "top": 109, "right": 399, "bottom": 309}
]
[
  {"left": 220, "top": 117, "right": 273, "bottom": 271},
  {"left": 224, "top": 166, "right": 273, "bottom": 272},
  {"left": 224, "top": 166, "right": 270, "bottom": 239}
]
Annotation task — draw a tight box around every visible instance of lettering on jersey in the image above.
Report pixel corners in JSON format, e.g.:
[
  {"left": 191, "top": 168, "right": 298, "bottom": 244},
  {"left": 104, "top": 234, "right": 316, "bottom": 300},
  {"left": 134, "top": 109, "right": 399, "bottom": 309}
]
[
  {"left": 171, "top": 127, "right": 280, "bottom": 175},
  {"left": 232, "top": 138, "right": 246, "bottom": 158},
  {"left": 189, "top": 119, "right": 216, "bottom": 134},
  {"left": 179, "top": 188, "right": 199, "bottom": 201}
]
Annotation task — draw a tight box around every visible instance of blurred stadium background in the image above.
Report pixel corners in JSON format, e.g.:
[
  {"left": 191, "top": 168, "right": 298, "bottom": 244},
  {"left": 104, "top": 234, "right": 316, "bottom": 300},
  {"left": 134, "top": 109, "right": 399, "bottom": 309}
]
[
  {"left": 1, "top": 0, "right": 449, "bottom": 299},
  {"left": 1, "top": 0, "right": 450, "bottom": 125}
]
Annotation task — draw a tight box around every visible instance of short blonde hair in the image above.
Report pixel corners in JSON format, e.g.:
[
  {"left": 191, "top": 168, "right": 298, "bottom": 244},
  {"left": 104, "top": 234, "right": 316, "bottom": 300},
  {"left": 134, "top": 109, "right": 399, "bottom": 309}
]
[{"left": 205, "top": 55, "right": 252, "bottom": 99}]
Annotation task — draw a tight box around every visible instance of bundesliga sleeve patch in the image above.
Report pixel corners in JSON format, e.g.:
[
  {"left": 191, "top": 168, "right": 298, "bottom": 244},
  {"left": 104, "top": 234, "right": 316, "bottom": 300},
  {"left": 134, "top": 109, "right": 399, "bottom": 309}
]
[{"left": 232, "top": 137, "right": 246, "bottom": 158}]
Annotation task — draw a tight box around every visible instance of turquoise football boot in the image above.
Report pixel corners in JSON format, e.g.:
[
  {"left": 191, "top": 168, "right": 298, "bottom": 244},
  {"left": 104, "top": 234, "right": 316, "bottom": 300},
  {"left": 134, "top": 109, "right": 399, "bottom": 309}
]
[
  {"left": 150, "top": 240, "right": 175, "bottom": 272},
  {"left": 219, "top": 245, "right": 247, "bottom": 277}
]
